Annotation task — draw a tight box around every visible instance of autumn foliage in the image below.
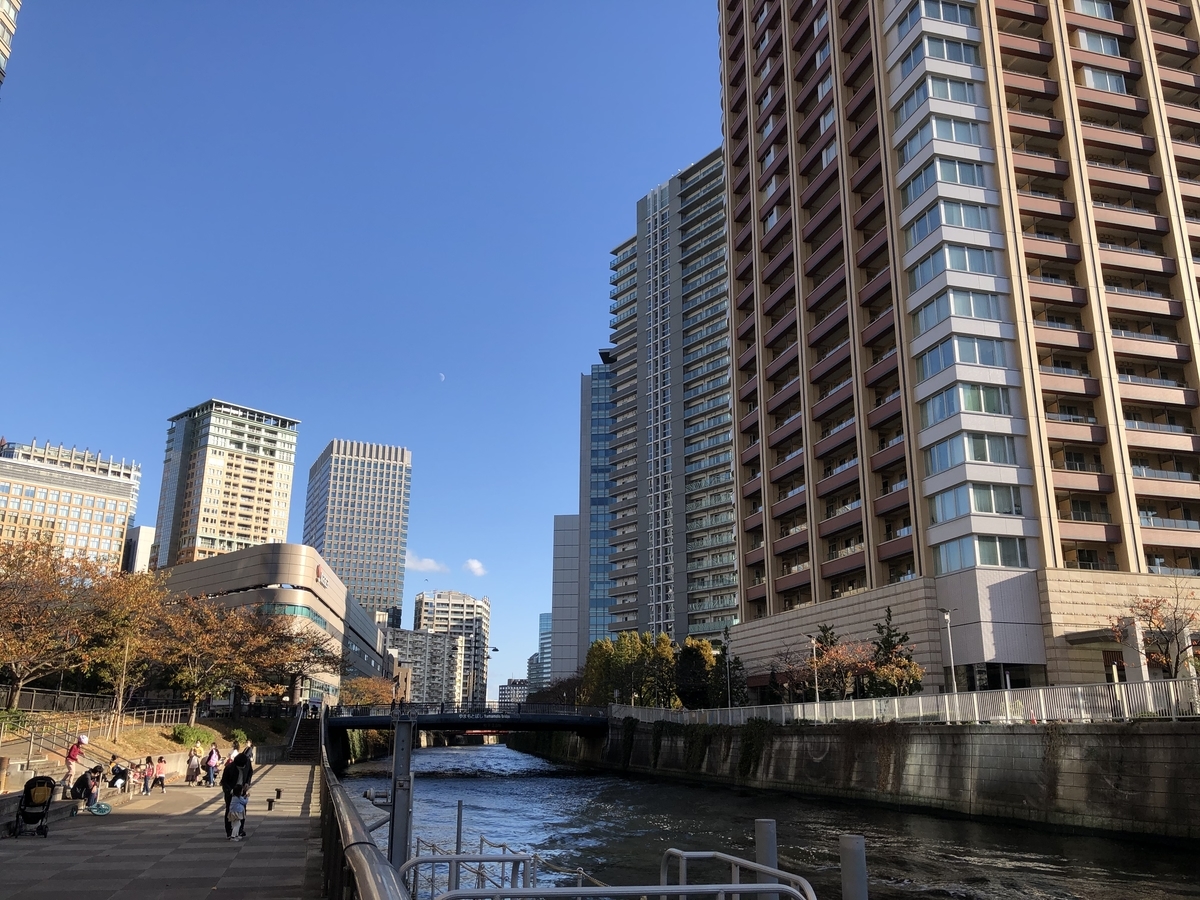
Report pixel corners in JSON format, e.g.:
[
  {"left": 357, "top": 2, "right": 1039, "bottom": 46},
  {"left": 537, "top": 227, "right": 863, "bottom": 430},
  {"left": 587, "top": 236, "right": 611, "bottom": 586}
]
[{"left": 0, "top": 539, "right": 343, "bottom": 721}]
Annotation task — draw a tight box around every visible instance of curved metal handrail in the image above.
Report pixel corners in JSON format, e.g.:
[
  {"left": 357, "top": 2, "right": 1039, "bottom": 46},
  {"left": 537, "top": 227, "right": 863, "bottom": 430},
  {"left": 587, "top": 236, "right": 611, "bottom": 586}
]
[
  {"left": 660, "top": 849, "right": 818, "bottom": 900},
  {"left": 320, "top": 715, "right": 407, "bottom": 900}
]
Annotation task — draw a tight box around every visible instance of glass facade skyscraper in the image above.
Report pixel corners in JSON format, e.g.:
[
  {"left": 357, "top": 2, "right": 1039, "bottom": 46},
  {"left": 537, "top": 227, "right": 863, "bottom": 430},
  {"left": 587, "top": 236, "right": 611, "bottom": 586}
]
[{"left": 579, "top": 365, "right": 615, "bottom": 652}]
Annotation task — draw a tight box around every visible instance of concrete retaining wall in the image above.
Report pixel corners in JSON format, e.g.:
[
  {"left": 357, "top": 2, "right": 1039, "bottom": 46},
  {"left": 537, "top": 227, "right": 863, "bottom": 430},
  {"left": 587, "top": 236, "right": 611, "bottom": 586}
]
[{"left": 509, "top": 719, "right": 1200, "bottom": 841}]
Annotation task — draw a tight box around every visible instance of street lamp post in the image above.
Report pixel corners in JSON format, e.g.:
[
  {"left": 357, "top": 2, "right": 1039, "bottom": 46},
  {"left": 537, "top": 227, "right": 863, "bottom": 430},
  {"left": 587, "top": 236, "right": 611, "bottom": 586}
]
[
  {"left": 938, "top": 607, "right": 958, "bottom": 693},
  {"left": 723, "top": 625, "right": 732, "bottom": 709},
  {"left": 806, "top": 633, "right": 819, "bottom": 704}
]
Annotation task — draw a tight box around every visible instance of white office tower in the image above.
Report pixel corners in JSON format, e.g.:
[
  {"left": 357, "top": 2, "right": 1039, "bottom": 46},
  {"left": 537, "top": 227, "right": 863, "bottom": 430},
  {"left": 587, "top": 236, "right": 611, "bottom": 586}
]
[{"left": 303, "top": 440, "right": 412, "bottom": 617}]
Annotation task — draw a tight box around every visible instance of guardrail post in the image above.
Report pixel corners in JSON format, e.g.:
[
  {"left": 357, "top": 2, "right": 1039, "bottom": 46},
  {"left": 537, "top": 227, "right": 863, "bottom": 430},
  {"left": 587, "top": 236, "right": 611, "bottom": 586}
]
[
  {"left": 755, "top": 819, "right": 778, "bottom": 900},
  {"left": 839, "top": 835, "right": 868, "bottom": 900},
  {"left": 388, "top": 715, "right": 415, "bottom": 867}
]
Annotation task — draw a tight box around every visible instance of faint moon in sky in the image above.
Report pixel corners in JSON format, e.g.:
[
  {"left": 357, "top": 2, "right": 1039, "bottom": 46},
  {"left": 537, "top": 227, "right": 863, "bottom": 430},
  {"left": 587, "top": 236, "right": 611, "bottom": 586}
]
[{"left": 439, "top": 373, "right": 445, "bottom": 382}]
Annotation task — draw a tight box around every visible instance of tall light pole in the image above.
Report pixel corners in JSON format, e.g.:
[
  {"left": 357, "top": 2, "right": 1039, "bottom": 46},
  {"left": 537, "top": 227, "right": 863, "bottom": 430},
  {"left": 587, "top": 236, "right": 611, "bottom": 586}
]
[
  {"left": 723, "top": 625, "right": 733, "bottom": 708},
  {"left": 938, "top": 607, "right": 958, "bottom": 693},
  {"left": 806, "top": 633, "right": 819, "bottom": 704}
]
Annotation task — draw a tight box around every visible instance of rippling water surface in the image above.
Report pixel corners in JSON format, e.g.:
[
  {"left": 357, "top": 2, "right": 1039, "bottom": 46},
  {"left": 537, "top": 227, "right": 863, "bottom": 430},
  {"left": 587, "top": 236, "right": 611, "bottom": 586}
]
[{"left": 346, "top": 744, "right": 1198, "bottom": 900}]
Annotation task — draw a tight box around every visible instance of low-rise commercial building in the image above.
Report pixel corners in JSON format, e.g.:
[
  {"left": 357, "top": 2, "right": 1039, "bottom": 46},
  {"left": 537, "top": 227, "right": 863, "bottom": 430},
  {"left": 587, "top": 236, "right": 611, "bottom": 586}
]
[
  {"left": 498, "top": 679, "right": 528, "bottom": 704},
  {"left": 163, "top": 543, "right": 387, "bottom": 701}
]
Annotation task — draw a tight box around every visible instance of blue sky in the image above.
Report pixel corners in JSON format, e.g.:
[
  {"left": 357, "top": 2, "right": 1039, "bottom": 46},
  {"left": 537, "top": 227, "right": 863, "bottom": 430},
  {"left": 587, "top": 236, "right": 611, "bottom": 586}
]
[{"left": 2, "top": 4, "right": 721, "bottom": 694}]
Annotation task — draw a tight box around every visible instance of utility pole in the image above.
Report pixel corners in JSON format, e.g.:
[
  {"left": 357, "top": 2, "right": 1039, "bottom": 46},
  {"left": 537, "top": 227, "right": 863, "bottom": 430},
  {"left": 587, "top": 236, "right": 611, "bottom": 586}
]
[{"left": 723, "top": 625, "right": 732, "bottom": 708}]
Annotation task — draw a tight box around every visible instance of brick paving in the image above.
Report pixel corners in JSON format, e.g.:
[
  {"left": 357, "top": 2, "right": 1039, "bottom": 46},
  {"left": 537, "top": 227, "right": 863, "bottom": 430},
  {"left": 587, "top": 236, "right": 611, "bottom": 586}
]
[{"left": 0, "top": 762, "right": 323, "bottom": 899}]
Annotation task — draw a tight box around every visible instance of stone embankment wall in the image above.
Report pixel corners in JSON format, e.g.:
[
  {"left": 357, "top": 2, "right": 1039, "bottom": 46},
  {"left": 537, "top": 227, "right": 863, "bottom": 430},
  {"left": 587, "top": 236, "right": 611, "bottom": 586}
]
[{"left": 508, "top": 719, "right": 1200, "bottom": 840}]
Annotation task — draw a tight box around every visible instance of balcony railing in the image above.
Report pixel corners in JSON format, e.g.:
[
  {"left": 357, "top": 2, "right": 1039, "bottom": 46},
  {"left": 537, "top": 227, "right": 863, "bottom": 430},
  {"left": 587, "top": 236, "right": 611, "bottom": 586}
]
[
  {"left": 1045, "top": 412, "right": 1097, "bottom": 424},
  {"left": 1052, "top": 461, "right": 1105, "bottom": 473},
  {"left": 1118, "top": 373, "right": 1188, "bottom": 388},
  {"left": 822, "top": 498, "right": 863, "bottom": 520},
  {"left": 827, "top": 542, "right": 866, "bottom": 561},
  {"left": 1131, "top": 466, "right": 1199, "bottom": 482},
  {"left": 1105, "top": 283, "right": 1167, "bottom": 299},
  {"left": 822, "top": 457, "right": 858, "bottom": 479},
  {"left": 1125, "top": 419, "right": 1196, "bottom": 435},
  {"left": 1140, "top": 515, "right": 1200, "bottom": 530},
  {"left": 1112, "top": 329, "right": 1174, "bottom": 343},
  {"left": 1041, "top": 364, "right": 1088, "bottom": 377},
  {"left": 1060, "top": 510, "right": 1113, "bottom": 523}
]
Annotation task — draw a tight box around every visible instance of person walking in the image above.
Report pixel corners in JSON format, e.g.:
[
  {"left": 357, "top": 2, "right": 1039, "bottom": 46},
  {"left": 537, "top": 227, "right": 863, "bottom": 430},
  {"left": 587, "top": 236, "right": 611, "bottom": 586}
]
[
  {"left": 141, "top": 756, "right": 154, "bottom": 796},
  {"left": 151, "top": 756, "right": 167, "bottom": 793},
  {"left": 64, "top": 734, "right": 88, "bottom": 787},
  {"left": 185, "top": 748, "right": 201, "bottom": 786},
  {"left": 219, "top": 751, "right": 253, "bottom": 840},
  {"left": 225, "top": 785, "right": 248, "bottom": 841},
  {"left": 205, "top": 742, "right": 221, "bottom": 787}
]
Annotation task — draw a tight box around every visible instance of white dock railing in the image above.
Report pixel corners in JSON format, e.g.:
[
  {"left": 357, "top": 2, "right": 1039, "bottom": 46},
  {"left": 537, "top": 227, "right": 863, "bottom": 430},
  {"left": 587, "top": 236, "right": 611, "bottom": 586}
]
[{"left": 612, "top": 676, "right": 1200, "bottom": 726}]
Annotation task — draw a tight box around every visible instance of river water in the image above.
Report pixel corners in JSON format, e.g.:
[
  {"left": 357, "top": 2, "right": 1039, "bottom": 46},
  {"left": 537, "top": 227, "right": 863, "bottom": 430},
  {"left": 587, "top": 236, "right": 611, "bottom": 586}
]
[{"left": 345, "top": 745, "right": 1199, "bottom": 900}]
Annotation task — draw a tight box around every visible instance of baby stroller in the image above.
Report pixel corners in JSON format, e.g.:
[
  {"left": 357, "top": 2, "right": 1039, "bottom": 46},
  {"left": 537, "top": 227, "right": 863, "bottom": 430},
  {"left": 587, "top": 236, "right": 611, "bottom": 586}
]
[{"left": 11, "top": 775, "right": 57, "bottom": 838}]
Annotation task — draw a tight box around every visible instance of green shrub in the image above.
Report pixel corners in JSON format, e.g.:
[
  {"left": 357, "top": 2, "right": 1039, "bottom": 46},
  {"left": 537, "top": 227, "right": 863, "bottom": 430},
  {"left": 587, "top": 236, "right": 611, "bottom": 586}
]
[
  {"left": 269, "top": 720, "right": 286, "bottom": 734},
  {"left": 171, "top": 724, "right": 214, "bottom": 746},
  {"left": 230, "top": 728, "right": 248, "bottom": 745}
]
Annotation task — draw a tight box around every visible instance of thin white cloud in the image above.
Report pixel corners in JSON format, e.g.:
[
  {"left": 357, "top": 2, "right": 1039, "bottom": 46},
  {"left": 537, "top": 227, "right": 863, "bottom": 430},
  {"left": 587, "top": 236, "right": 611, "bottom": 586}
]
[
  {"left": 463, "top": 558, "right": 487, "bottom": 577},
  {"left": 406, "top": 552, "right": 448, "bottom": 573}
]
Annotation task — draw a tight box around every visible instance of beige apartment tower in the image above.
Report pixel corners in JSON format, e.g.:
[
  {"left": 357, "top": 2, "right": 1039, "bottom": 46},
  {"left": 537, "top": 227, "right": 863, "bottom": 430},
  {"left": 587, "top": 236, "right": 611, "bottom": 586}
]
[
  {"left": 720, "top": 0, "right": 1200, "bottom": 690},
  {"left": 412, "top": 590, "right": 491, "bottom": 704},
  {"left": 152, "top": 400, "right": 298, "bottom": 568}
]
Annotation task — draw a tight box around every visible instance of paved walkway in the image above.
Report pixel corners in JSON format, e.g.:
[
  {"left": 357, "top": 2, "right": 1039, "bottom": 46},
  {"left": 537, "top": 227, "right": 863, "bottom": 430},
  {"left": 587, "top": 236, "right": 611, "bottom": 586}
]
[{"left": 0, "top": 762, "right": 323, "bottom": 899}]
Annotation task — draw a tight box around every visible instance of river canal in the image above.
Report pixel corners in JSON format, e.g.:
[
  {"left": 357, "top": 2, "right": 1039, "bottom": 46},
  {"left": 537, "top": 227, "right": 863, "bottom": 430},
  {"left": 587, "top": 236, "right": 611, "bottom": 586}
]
[{"left": 346, "top": 744, "right": 1198, "bottom": 900}]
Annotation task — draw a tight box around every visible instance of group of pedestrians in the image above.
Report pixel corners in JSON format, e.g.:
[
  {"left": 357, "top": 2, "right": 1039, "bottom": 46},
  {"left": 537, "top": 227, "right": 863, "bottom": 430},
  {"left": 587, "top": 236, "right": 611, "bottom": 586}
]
[
  {"left": 62, "top": 733, "right": 255, "bottom": 840},
  {"left": 183, "top": 739, "right": 254, "bottom": 840}
]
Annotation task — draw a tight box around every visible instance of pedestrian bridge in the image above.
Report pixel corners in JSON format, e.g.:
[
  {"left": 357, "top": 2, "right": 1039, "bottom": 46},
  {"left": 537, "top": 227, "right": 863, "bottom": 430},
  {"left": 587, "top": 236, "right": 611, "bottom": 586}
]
[{"left": 325, "top": 702, "right": 609, "bottom": 734}]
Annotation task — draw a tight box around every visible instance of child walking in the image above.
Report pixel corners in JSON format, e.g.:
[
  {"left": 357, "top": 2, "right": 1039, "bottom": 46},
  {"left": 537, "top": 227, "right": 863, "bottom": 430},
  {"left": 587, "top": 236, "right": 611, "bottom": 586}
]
[
  {"left": 151, "top": 756, "right": 167, "bottom": 793},
  {"left": 141, "top": 756, "right": 154, "bottom": 796},
  {"left": 226, "top": 785, "right": 248, "bottom": 841}
]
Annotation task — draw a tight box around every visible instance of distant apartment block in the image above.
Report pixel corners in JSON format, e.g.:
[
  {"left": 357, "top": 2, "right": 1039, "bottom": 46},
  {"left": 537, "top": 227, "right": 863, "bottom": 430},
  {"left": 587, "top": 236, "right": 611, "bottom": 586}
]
[
  {"left": 498, "top": 679, "right": 528, "bottom": 704},
  {"left": 605, "top": 148, "right": 739, "bottom": 640},
  {"left": 122, "top": 524, "right": 155, "bottom": 573},
  {"left": 151, "top": 400, "right": 297, "bottom": 568},
  {"left": 385, "top": 627, "right": 464, "bottom": 704},
  {"left": 303, "top": 440, "right": 412, "bottom": 617},
  {"left": 0, "top": 438, "right": 140, "bottom": 562},
  {"left": 549, "top": 514, "right": 582, "bottom": 679},
  {"left": 413, "top": 590, "right": 491, "bottom": 704},
  {"left": 0, "top": 1, "right": 20, "bottom": 92}
]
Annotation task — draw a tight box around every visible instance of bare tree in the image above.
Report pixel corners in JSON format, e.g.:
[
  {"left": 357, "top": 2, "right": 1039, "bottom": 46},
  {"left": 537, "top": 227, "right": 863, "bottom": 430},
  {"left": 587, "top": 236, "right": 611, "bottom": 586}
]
[{"left": 1112, "top": 576, "right": 1200, "bottom": 679}]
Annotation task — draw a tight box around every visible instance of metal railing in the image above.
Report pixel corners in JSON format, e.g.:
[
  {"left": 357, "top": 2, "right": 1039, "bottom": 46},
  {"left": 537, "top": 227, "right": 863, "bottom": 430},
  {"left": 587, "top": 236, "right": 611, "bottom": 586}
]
[
  {"left": 328, "top": 703, "right": 607, "bottom": 720},
  {"left": 0, "top": 686, "right": 116, "bottom": 712},
  {"left": 1, "top": 705, "right": 191, "bottom": 774},
  {"left": 661, "top": 849, "right": 817, "bottom": 900},
  {"left": 612, "top": 677, "right": 1200, "bottom": 727},
  {"left": 434, "top": 885, "right": 815, "bottom": 900},
  {"left": 320, "top": 738, "right": 406, "bottom": 900}
]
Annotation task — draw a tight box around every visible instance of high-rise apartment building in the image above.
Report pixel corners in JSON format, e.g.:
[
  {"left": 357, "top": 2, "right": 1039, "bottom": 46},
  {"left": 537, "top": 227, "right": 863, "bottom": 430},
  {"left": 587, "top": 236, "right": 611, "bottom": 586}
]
[
  {"left": 385, "top": 628, "right": 464, "bottom": 704},
  {"left": 151, "top": 400, "right": 297, "bottom": 568},
  {"left": 412, "top": 590, "right": 491, "bottom": 704},
  {"left": 303, "top": 440, "right": 412, "bottom": 617},
  {"left": 606, "top": 148, "right": 739, "bottom": 640},
  {"left": 718, "top": 0, "right": 1200, "bottom": 690},
  {"left": 577, "top": 366, "right": 615, "bottom": 650},
  {"left": 0, "top": 439, "right": 140, "bottom": 560},
  {"left": 536, "top": 612, "right": 553, "bottom": 689},
  {"left": 549, "top": 514, "right": 582, "bottom": 679},
  {"left": 0, "top": 1, "right": 20, "bottom": 92}
]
